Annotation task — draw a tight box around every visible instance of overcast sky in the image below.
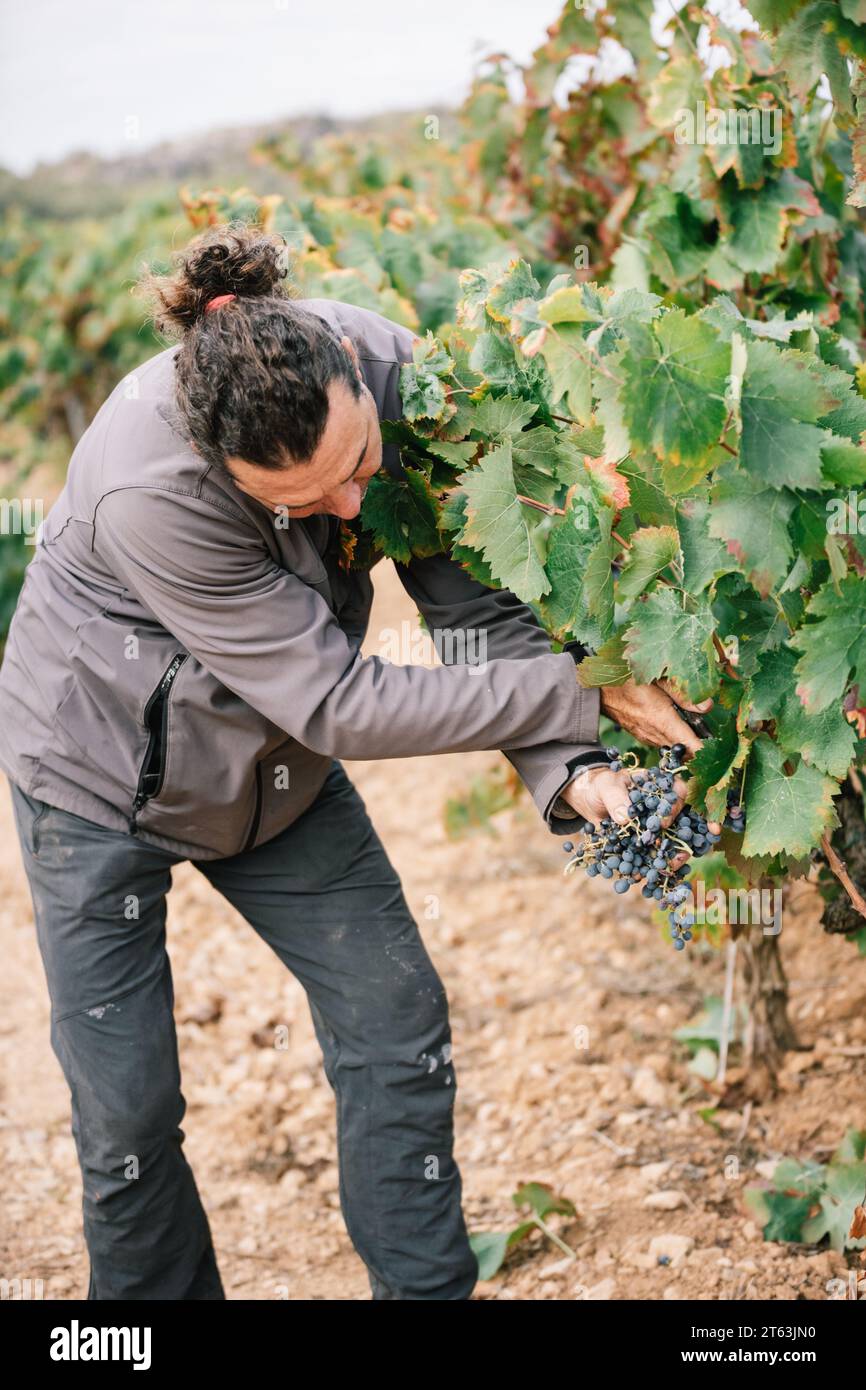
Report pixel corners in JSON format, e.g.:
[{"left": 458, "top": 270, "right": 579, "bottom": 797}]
[{"left": 0, "top": 0, "right": 561, "bottom": 174}]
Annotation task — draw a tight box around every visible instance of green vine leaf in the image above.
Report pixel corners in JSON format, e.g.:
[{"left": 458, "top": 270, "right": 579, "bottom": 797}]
[
  {"left": 624, "top": 588, "right": 719, "bottom": 703},
  {"left": 739, "top": 340, "right": 838, "bottom": 489},
  {"left": 616, "top": 525, "right": 680, "bottom": 600},
  {"left": 747, "top": 647, "right": 858, "bottom": 778},
  {"left": 359, "top": 470, "right": 441, "bottom": 564},
  {"left": 618, "top": 311, "right": 730, "bottom": 478},
  {"left": 790, "top": 575, "right": 866, "bottom": 713},
  {"left": 458, "top": 440, "right": 550, "bottom": 602},
  {"left": 741, "top": 735, "right": 838, "bottom": 858}
]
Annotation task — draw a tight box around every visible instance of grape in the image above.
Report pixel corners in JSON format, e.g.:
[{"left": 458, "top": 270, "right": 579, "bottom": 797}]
[
  {"left": 563, "top": 744, "right": 744, "bottom": 949},
  {"left": 723, "top": 789, "right": 747, "bottom": 832}
]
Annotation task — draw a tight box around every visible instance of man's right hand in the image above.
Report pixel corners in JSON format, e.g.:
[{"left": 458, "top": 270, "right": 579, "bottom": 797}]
[
  {"left": 559, "top": 764, "right": 637, "bottom": 827},
  {"left": 560, "top": 764, "right": 696, "bottom": 871}
]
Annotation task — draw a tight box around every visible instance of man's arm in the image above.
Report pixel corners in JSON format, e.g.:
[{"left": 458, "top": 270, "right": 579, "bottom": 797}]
[
  {"left": 356, "top": 307, "right": 606, "bottom": 832},
  {"left": 352, "top": 301, "right": 705, "bottom": 831},
  {"left": 393, "top": 550, "right": 607, "bottom": 834},
  {"left": 93, "top": 485, "right": 599, "bottom": 765}
]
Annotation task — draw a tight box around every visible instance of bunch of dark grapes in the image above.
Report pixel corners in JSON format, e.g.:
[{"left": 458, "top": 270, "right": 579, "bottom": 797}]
[{"left": 562, "top": 744, "right": 746, "bottom": 949}]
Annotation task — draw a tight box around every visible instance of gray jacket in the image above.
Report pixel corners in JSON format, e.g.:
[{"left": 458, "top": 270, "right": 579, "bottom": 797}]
[{"left": 0, "top": 298, "right": 603, "bottom": 860}]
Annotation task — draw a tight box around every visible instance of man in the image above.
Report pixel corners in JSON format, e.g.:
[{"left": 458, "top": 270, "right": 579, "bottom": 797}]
[{"left": 0, "top": 226, "right": 707, "bottom": 1299}]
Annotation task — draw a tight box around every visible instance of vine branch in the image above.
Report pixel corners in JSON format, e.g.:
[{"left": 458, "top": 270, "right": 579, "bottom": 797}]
[{"left": 820, "top": 833, "right": 866, "bottom": 923}]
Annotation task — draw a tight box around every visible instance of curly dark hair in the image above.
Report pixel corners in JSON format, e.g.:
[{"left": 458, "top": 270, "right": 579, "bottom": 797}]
[{"left": 137, "top": 223, "right": 361, "bottom": 469}]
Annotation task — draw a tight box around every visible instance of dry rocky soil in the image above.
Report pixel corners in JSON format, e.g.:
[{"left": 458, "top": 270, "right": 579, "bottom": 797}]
[{"left": 2, "top": 561, "right": 865, "bottom": 1300}]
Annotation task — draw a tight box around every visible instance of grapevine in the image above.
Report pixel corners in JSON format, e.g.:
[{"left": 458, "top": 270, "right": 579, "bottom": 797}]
[{"left": 2, "top": 1, "right": 865, "bottom": 938}]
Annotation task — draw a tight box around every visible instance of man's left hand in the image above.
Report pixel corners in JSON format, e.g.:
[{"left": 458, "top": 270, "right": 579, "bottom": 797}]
[{"left": 598, "top": 677, "right": 712, "bottom": 759}]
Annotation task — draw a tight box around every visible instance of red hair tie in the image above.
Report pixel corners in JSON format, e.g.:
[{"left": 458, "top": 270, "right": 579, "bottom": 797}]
[{"left": 204, "top": 293, "right": 237, "bottom": 312}]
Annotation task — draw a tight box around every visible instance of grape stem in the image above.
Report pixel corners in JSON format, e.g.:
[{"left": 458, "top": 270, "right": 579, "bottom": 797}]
[
  {"left": 516, "top": 494, "right": 565, "bottom": 516},
  {"left": 665, "top": 835, "right": 693, "bottom": 853}
]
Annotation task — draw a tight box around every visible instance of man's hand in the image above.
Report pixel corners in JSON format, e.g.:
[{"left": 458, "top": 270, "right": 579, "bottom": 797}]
[
  {"left": 598, "top": 678, "right": 712, "bottom": 758},
  {"left": 558, "top": 764, "right": 636, "bottom": 827},
  {"left": 559, "top": 747, "right": 721, "bottom": 871}
]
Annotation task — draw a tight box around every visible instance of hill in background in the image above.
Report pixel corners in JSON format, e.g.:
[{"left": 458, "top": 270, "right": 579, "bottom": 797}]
[{"left": 0, "top": 106, "right": 458, "bottom": 220}]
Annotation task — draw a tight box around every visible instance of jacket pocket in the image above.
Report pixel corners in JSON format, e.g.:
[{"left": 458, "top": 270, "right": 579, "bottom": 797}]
[
  {"left": 130, "top": 653, "right": 188, "bottom": 832},
  {"left": 10, "top": 785, "right": 51, "bottom": 859}
]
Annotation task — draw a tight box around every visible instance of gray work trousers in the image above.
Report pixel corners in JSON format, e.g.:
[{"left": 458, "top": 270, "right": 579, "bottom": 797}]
[{"left": 10, "top": 762, "right": 478, "bottom": 1300}]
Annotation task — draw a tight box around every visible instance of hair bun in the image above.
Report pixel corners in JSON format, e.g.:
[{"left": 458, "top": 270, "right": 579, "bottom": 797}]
[{"left": 138, "top": 222, "right": 289, "bottom": 336}]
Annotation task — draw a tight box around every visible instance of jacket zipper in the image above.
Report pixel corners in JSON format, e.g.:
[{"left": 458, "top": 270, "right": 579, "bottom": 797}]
[
  {"left": 241, "top": 761, "right": 264, "bottom": 853},
  {"left": 130, "top": 653, "right": 188, "bottom": 831}
]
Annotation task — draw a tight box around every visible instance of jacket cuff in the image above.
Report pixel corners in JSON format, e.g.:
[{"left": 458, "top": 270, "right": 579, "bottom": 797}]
[
  {"left": 544, "top": 749, "right": 614, "bottom": 834},
  {"left": 506, "top": 744, "right": 610, "bottom": 836},
  {"left": 571, "top": 678, "right": 601, "bottom": 748}
]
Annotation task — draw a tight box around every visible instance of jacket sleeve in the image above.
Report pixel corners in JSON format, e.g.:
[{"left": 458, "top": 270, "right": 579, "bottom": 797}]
[
  {"left": 347, "top": 307, "right": 606, "bottom": 831},
  {"left": 92, "top": 485, "right": 599, "bottom": 766},
  {"left": 393, "top": 551, "right": 607, "bottom": 833}
]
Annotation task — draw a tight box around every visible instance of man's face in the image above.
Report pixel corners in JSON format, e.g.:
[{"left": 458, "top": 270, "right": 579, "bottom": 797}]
[{"left": 225, "top": 337, "right": 383, "bottom": 521}]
